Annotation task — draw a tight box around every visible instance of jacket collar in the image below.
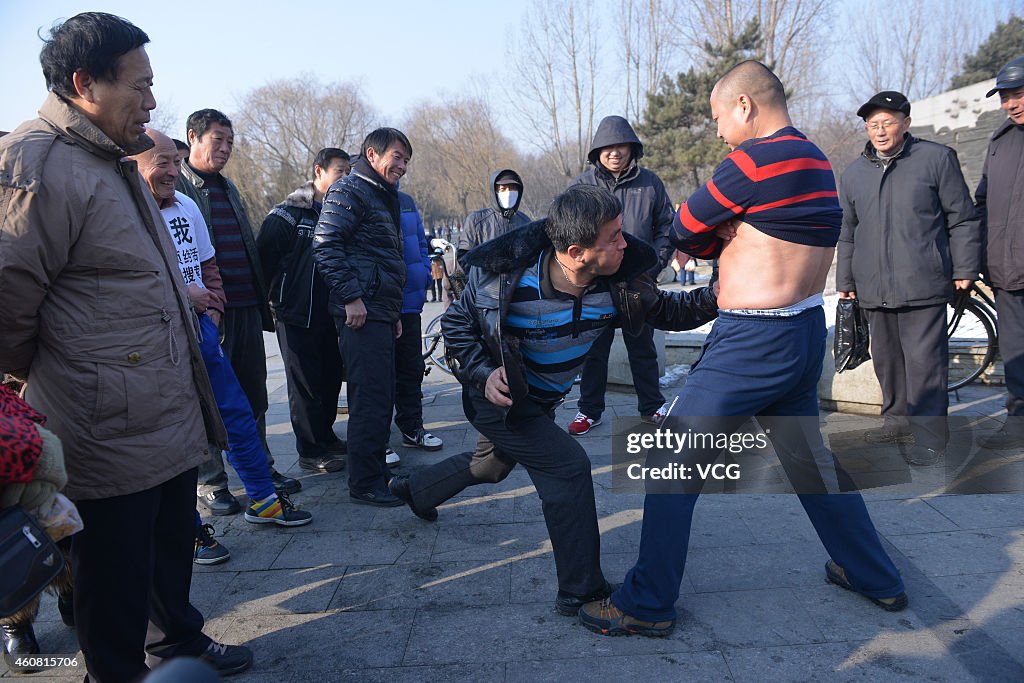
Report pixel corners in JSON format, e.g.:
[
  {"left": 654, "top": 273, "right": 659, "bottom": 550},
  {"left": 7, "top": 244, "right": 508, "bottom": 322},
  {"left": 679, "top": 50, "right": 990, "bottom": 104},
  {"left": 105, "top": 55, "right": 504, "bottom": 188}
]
[
  {"left": 284, "top": 180, "right": 317, "bottom": 209},
  {"left": 38, "top": 91, "right": 154, "bottom": 160},
  {"left": 461, "top": 219, "right": 657, "bottom": 281},
  {"left": 992, "top": 117, "right": 1023, "bottom": 141},
  {"left": 862, "top": 133, "right": 915, "bottom": 163},
  {"left": 351, "top": 157, "right": 396, "bottom": 196}
]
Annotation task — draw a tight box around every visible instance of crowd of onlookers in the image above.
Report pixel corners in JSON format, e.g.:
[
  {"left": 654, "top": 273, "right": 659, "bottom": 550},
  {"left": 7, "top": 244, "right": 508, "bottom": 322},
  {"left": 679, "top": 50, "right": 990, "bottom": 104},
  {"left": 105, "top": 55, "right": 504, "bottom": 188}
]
[{"left": 1, "top": 8, "right": 1023, "bottom": 681}]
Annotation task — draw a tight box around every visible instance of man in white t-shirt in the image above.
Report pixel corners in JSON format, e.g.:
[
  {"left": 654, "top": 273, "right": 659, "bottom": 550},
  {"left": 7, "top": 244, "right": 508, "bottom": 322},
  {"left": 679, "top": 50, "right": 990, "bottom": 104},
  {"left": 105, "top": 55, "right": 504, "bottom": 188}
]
[{"left": 132, "top": 129, "right": 312, "bottom": 534}]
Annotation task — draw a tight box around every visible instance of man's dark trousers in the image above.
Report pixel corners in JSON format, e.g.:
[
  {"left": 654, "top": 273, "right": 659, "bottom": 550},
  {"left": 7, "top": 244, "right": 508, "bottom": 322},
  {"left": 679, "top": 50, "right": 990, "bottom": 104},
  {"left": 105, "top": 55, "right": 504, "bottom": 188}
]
[
  {"left": 995, "top": 288, "right": 1024, "bottom": 422},
  {"left": 277, "top": 318, "right": 343, "bottom": 459},
  {"left": 338, "top": 318, "right": 395, "bottom": 495},
  {"left": 198, "top": 305, "right": 274, "bottom": 493},
  {"left": 863, "top": 305, "right": 949, "bottom": 449},
  {"left": 613, "top": 309, "right": 905, "bottom": 622},
  {"left": 72, "top": 467, "right": 210, "bottom": 682},
  {"left": 578, "top": 323, "right": 664, "bottom": 418},
  {"left": 394, "top": 312, "right": 426, "bottom": 434},
  {"left": 407, "top": 388, "right": 605, "bottom": 596}
]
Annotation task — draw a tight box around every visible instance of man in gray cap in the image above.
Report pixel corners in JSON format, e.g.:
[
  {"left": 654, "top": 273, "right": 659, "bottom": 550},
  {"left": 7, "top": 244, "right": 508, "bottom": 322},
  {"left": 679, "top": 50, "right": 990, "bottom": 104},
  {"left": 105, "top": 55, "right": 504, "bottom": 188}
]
[
  {"left": 976, "top": 56, "right": 1024, "bottom": 450},
  {"left": 837, "top": 91, "right": 981, "bottom": 465}
]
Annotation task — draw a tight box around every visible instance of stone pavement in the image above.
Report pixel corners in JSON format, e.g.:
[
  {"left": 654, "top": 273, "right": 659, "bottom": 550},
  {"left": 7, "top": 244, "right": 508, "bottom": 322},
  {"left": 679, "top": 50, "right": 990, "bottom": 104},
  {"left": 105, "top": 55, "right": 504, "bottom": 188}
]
[{"left": 5, "top": 301, "right": 1023, "bottom": 681}]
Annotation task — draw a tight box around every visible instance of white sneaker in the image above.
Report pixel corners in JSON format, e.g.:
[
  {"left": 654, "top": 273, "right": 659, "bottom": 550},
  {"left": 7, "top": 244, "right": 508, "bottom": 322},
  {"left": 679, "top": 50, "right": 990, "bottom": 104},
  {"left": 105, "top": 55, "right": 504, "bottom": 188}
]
[{"left": 385, "top": 447, "right": 401, "bottom": 467}]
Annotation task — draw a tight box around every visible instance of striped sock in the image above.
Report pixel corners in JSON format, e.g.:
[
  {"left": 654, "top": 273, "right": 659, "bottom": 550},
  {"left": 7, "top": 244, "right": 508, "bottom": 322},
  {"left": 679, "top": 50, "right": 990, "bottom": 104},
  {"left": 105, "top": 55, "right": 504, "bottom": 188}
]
[{"left": 250, "top": 494, "right": 283, "bottom": 519}]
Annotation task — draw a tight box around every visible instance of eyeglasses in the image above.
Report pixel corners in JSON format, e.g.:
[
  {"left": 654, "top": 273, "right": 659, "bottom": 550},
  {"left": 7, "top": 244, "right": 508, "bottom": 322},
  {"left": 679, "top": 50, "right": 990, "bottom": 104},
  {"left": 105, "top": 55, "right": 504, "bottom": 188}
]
[{"left": 865, "top": 120, "right": 903, "bottom": 132}]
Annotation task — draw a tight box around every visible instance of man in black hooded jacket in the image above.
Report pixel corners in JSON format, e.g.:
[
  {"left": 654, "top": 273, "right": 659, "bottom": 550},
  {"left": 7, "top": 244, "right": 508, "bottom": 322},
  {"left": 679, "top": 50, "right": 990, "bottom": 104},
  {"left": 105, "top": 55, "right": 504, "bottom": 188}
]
[
  {"left": 457, "top": 169, "right": 531, "bottom": 261},
  {"left": 568, "top": 115, "right": 675, "bottom": 435}
]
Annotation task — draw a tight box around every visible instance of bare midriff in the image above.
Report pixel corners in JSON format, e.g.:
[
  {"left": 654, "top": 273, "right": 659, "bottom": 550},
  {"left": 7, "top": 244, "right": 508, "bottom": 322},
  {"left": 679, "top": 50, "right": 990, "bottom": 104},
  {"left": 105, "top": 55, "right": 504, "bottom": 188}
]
[{"left": 716, "top": 221, "right": 834, "bottom": 310}]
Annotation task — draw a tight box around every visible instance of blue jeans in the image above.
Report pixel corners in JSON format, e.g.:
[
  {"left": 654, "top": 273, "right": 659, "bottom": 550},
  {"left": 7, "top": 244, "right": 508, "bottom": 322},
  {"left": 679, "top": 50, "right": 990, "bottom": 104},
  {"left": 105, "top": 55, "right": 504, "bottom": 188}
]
[
  {"left": 197, "top": 314, "right": 274, "bottom": 502},
  {"left": 613, "top": 308, "right": 905, "bottom": 621}
]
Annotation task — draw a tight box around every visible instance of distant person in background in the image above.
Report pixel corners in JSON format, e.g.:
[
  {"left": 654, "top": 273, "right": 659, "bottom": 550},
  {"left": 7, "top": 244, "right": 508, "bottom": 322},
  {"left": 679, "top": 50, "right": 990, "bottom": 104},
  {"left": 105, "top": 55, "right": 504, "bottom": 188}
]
[
  {"left": 976, "top": 55, "right": 1024, "bottom": 450},
  {"left": 457, "top": 169, "right": 531, "bottom": 261},
  {"left": 259, "top": 148, "right": 350, "bottom": 474},
  {"left": 173, "top": 137, "right": 189, "bottom": 166}
]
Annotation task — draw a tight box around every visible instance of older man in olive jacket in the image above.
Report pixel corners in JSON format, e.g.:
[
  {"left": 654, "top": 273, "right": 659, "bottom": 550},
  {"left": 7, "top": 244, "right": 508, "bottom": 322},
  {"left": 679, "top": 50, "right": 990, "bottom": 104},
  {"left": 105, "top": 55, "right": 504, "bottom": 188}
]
[{"left": 0, "top": 12, "right": 250, "bottom": 680}]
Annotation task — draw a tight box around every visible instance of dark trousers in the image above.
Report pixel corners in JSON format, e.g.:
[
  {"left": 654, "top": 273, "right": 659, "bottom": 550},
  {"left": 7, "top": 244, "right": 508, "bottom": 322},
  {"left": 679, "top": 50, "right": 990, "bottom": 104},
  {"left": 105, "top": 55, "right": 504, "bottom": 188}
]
[
  {"left": 614, "top": 309, "right": 904, "bottom": 622},
  {"left": 995, "top": 288, "right": 1024, "bottom": 420},
  {"left": 578, "top": 323, "right": 664, "bottom": 419},
  {"left": 428, "top": 280, "right": 441, "bottom": 302},
  {"left": 864, "top": 305, "right": 949, "bottom": 449},
  {"left": 338, "top": 318, "right": 395, "bottom": 495},
  {"left": 277, "top": 319, "right": 344, "bottom": 459},
  {"left": 408, "top": 388, "right": 605, "bottom": 596},
  {"left": 394, "top": 312, "right": 426, "bottom": 435},
  {"left": 72, "top": 468, "right": 210, "bottom": 682},
  {"left": 198, "top": 305, "right": 273, "bottom": 492}
]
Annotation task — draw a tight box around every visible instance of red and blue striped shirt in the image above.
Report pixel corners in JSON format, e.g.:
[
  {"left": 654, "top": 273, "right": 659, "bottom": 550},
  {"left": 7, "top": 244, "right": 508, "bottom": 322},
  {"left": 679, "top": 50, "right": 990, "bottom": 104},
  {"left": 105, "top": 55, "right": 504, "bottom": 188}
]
[{"left": 672, "top": 127, "right": 842, "bottom": 258}]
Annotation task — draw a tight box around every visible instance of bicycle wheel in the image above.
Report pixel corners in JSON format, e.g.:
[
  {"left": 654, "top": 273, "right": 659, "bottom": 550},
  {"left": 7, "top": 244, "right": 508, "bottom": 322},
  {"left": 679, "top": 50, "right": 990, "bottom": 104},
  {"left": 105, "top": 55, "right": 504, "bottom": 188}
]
[
  {"left": 423, "top": 314, "right": 451, "bottom": 375},
  {"left": 947, "top": 298, "right": 997, "bottom": 391}
]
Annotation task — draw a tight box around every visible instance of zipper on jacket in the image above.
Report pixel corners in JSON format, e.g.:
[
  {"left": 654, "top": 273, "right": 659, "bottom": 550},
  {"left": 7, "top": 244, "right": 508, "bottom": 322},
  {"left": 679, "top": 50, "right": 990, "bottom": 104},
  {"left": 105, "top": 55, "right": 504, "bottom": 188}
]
[
  {"left": 279, "top": 273, "right": 288, "bottom": 303},
  {"left": 306, "top": 266, "right": 315, "bottom": 328}
]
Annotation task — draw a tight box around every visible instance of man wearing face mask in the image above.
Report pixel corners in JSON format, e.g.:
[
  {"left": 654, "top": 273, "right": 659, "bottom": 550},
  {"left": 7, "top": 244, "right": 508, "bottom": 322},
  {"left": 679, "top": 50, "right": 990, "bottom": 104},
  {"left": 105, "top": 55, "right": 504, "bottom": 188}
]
[
  {"left": 567, "top": 115, "right": 675, "bottom": 435},
  {"left": 457, "top": 169, "right": 531, "bottom": 262}
]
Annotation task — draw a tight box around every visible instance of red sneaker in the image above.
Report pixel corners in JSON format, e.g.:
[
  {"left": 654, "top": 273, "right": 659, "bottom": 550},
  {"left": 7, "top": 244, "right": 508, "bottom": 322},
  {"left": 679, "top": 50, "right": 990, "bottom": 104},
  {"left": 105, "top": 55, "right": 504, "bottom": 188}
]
[{"left": 568, "top": 412, "right": 601, "bottom": 436}]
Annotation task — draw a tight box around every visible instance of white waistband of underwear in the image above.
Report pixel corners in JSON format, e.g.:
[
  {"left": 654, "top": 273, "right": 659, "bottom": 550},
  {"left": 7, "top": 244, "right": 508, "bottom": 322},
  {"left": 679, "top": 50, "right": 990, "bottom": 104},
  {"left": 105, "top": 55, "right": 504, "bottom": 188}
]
[{"left": 721, "top": 292, "right": 824, "bottom": 317}]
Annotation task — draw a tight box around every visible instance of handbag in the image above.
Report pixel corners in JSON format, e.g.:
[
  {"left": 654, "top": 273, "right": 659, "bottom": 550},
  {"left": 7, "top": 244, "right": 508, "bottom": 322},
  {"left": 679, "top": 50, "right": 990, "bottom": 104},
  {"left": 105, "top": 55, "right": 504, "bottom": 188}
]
[
  {"left": 834, "top": 299, "right": 871, "bottom": 372},
  {"left": 0, "top": 505, "right": 65, "bottom": 617}
]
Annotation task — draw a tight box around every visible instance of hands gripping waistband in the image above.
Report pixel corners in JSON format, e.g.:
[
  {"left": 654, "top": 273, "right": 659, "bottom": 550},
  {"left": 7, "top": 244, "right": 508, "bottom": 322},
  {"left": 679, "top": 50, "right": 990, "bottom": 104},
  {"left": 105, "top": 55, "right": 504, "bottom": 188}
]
[{"left": 720, "top": 292, "right": 824, "bottom": 317}]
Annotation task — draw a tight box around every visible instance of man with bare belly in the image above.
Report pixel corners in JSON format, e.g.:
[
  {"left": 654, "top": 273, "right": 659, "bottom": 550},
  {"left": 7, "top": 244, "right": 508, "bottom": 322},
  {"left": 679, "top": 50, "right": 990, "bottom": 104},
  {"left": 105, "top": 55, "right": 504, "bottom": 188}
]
[{"left": 579, "top": 61, "right": 907, "bottom": 638}]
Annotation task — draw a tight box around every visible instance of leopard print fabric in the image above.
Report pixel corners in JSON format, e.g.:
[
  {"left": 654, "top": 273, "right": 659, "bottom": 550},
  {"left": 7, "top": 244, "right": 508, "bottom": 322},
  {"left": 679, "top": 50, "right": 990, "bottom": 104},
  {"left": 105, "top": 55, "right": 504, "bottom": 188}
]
[{"left": 0, "top": 384, "right": 45, "bottom": 485}]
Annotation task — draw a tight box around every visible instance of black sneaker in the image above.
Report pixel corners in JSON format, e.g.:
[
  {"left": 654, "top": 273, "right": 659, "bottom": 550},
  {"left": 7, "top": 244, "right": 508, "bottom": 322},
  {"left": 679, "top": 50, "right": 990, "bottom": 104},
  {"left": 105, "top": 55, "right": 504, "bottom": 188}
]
[
  {"left": 299, "top": 455, "right": 346, "bottom": 472},
  {"left": 350, "top": 489, "right": 403, "bottom": 507},
  {"left": 555, "top": 581, "right": 619, "bottom": 616},
  {"left": 198, "top": 640, "right": 253, "bottom": 676},
  {"left": 388, "top": 475, "right": 437, "bottom": 522},
  {"left": 194, "top": 523, "right": 231, "bottom": 565},
  {"left": 198, "top": 490, "right": 241, "bottom": 516},
  {"left": 271, "top": 470, "right": 302, "bottom": 494},
  {"left": 401, "top": 428, "right": 443, "bottom": 451}
]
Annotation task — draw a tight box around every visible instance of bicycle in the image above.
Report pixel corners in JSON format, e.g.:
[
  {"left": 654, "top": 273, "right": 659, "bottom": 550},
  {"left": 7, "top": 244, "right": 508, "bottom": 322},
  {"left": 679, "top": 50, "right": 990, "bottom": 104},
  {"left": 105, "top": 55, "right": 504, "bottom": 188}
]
[
  {"left": 947, "top": 281, "right": 999, "bottom": 392},
  {"left": 420, "top": 238, "right": 464, "bottom": 377}
]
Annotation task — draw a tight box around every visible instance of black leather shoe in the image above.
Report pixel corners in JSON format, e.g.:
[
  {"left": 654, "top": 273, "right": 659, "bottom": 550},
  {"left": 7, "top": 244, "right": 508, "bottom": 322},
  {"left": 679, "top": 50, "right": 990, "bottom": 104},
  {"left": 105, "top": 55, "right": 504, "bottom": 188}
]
[
  {"left": 349, "top": 489, "right": 403, "bottom": 507},
  {"left": 388, "top": 475, "right": 438, "bottom": 522},
  {"left": 3, "top": 622, "right": 41, "bottom": 672},
  {"left": 555, "top": 581, "right": 619, "bottom": 616},
  {"left": 198, "top": 640, "right": 253, "bottom": 676},
  {"left": 271, "top": 469, "right": 302, "bottom": 494},
  {"left": 198, "top": 489, "right": 241, "bottom": 516},
  {"left": 299, "top": 455, "right": 345, "bottom": 473}
]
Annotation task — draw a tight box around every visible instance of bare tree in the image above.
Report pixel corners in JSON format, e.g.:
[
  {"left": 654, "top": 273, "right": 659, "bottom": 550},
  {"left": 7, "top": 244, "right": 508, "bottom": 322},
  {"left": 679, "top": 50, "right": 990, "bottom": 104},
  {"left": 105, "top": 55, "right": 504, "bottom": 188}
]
[
  {"left": 673, "top": 0, "right": 835, "bottom": 104},
  {"left": 400, "top": 95, "right": 522, "bottom": 228},
  {"left": 619, "top": 0, "right": 684, "bottom": 122},
  {"left": 226, "top": 74, "right": 375, "bottom": 220},
  {"left": 509, "top": 0, "right": 600, "bottom": 179}
]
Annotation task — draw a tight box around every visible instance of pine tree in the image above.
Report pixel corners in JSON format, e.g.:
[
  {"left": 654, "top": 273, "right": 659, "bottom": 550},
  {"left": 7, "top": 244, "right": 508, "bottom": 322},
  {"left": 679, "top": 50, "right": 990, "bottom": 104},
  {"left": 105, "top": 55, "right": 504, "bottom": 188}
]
[
  {"left": 638, "top": 20, "right": 763, "bottom": 196},
  {"left": 951, "top": 15, "right": 1024, "bottom": 89}
]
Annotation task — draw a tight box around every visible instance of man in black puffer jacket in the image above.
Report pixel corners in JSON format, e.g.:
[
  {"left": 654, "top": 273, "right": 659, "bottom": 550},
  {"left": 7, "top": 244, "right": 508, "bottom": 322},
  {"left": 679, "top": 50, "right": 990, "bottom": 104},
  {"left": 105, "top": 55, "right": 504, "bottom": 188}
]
[{"left": 314, "top": 128, "right": 411, "bottom": 506}]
